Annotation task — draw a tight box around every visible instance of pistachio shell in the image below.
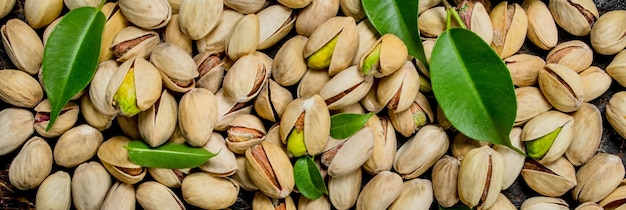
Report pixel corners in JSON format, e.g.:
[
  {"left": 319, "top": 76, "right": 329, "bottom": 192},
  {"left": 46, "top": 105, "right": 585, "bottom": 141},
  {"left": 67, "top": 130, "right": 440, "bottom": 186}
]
[
  {"left": 106, "top": 57, "right": 163, "bottom": 117},
  {"left": 328, "top": 168, "right": 361, "bottom": 210},
  {"left": 359, "top": 34, "right": 408, "bottom": 78},
  {"left": 505, "top": 53, "right": 545, "bottom": 87},
  {"left": 136, "top": 181, "right": 185, "bottom": 210},
  {"left": 377, "top": 61, "right": 420, "bottom": 113},
  {"left": 200, "top": 133, "right": 238, "bottom": 176},
  {"left": 225, "top": 14, "right": 259, "bottom": 61},
  {"left": 196, "top": 9, "right": 243, "bottom": 53},
  {"left": 363, "top": 116, "right": 396, "bottom": 174},
  {"left": 272, "top": 35, "right": 308, "bottom": 86},
  {"left": 432, "top": 155, "right": 460, "bottom": 208},
  {"left": 151, "top": 43, "right": 198, "bottom": 92},
  {"left": 356, "top": 171, "right": 403, "bottom": 210},
  {"left": 521, "top": 196, "right": 569, "bottom": 210},
  {"left": 0, "top": 0, "right": 14, "bottom": 19},
  {"left": 100, "top": 182, "right": 136, "bottom": 210},
  {"left": 388, "top": 179, "right": 434, "bottom": 210},
  {"left": 178, "top": 0, "right": 222, "bottom": 40},
  {"left": 246, "top": 142, "right": 294, "bottom": 198},
  {"left": 72, "top": 162, "right": 112, "bottom": 209},
  {"left": 494, "top": 127, "right": 526, "bottom": 189},
  {"left": 119, "top": 0, "right": 172, "bottom": 29},
  {"left": 490, "top": 2, "right": 528, "bottom": 58},
  {"left": 590, "top": 10, "right": 626, "bottom": 55},
  {"left": 521, "top": 157, "right": 577, "bottom": 197},
  {"left": 322, "top": 127, "right": 374, "bottom": 177},
  {"left": 0, "top": 69, "right": 43, "bottom": 108},
  {"left": 295, "top": 0, "right": 339, "bottom": 36},
  {"left": 110, "top": 26, "right": 160, "bottom": 62},
  {"left": 90, "top": 60, "right": 119, "bottom": 116},
  {"left": 538, "top": 63, "right": 584, "bottom": 112},
  {"left": 178, "top": 88, "right": 218, "bottom": 147},
  {"left": 352, "top": 20, "right": 379, "bottom": 66},
  {"left": 457, "top": 146, "right": 504, "bottom": 209},
  {"left": 0, "top": 108, "right": 34, "bottom": 156},
  {"left": 54, "top": 125, "right": 103, "bottom": 168},
  {"left": 546, "top": 40, "right": 593, "bottom": 72},
  {"left": 340, "top": 0, "right": 365, "bottom": 20},
  {"left": 580, "top": 66, "right": 611, "bottom": 102},
  {"left": 566, "top": 103, "right": 602, "bottom": 166},
  {"left": 224, "top": 0, "right": 266, "bottom": 14},
  {"left": 523, "top": 0, "right": 558, "bottom": 50},
  {"left": 182, "top": 173, "right": 239, "bottom": 209},
  {"left": 514, "top": 86, "right": 551, "bottom": 126},
  {"left": 549, "top": 0, "right": 598, "bottom": 36},
  {"left": 522, "top": 110, "right": 574, "bottom": 164},
  {"left": 608, "top": 50, "right": 626, "bottom": 88},
  {"left": 80, "top": 94, "right": 114, "bottom": 131},
  {"left": 573, "top": 153, "right": 626, "bottom": 203},
  {"left": 25, "top": 0, "right": 63, "bottom": 29},
  {"left": 34, "top": 99, "right": 80, "bottom": 138},
  {"left": 394, "top": 125, "right": 448, "bottom": 179},
  {"left": 297, "top": 69, "right": 330, "bottom": 98},
  {"left": 97, "top": 136, "right": 146, "bottom": 184},
  {"left": 1, "top": 19, "right": 44, "bottom": 75},
  {"left": 419, "top": 6, "right": 447, "bottom": 38},
  {"left": 280, "top": 95, "right": 331, "bottom": 156},
  {"left": 257, "top": 5, "right": 295, "bottom": 49},
  {"left": 320, "top": 66, "right": 373, "bottom": 110},
  {"left": 194, "top": 51, "right": 225, "bottom": 93},
  {"left": 223, "top": 54, "right": 269, "bottom": 102},
  {"left": 164, "top": 14, "right": 192, "bottom": 54},
  {"left": 214, "top": 89, "right": 253, "bottom": 131},
  {"left": 254, "top": 79, "right": 294, "bottom": 122},
  {"left": 277, "top": 0, "right": 312, "bottom": 9},
  {"left": 9, "top": 137, "right": 52, "bottom": 190},
  {"left": 148, "top": 168, "right": 189, "bottom": 188},
  {"left": 99, "top": 2, "right": 129, "bottom": 62},
  {"left": 36, "top": 171, "right": 71, "bottom": 210},
  {"left": 138, "top": 90, "right": 177, "bottom": 147},
  {"left": 304, "top": 16, "right": 358, "bottom": 76}
]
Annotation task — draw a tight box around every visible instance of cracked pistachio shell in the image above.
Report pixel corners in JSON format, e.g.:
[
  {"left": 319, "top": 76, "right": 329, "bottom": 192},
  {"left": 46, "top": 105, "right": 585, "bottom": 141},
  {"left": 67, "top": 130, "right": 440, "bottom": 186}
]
[
  {"left": 178, "top": 0, "right": 222, "bottom": 40},
  {"left": 148, "top": 168, "right": 189, "bottom": 188},
  {"left": 224, "top": 0, "right": 265, "bottom": 14},
  {"left": 100, "top": 182, "right": 136, "bottom": 210},
  {"left": 110, "top": 26, "right": 160, "bottom": 62},
  {"left": 505, "top": 53, "right": 545, "bottom": 87},
  {"left": 25, "top": 0, "right": 63, "bottom": 29},
  {"left": 280, "top": 95, "right": 330, "bottom": 156},
  {"left": 521, "top": 196, "right": 569, "bottom": 210},
  {"left": 547, "top": 40, "right": 593, "bottom": 72},
  {"left": 54, "top": 125, "right": 103, "bottom": 168},
  {"left": 0, "top": 108, "right": 34, "bottom": 156},
  {"left": 72, "top": 162, "right": 112, "bottom": 209},
  {"left": 196, "top": 9, "right": 243, "bottom": 53},
  {"left": 607, "top": 91, "right": 626, "bottom": 139},
  {"left": 9, "top": 137, "right": 52, "bottom": 190},
  {"left": 515, "top": 87, "right": 552, "bottom": 126},
  {"left": 363, "top": 116, "right": 396, "bottom": 174},
  {"left": 258, "top": 5, "right": 295, "bottom": 50},
  {"left": 389, "top": 179, "right": 434, "bottom": 210},
  {"left": 0, "top": 69, "right": 43, "bottom": 108},
  {"left": 591, "top": 10, "right": 626, "bottom": 55},
  {"left": 36, "top": 171, "right": 71, "bottom": 210},
  {"left": 320, "top": 66, "right": 373, "bottom": 110},
  {"left": 136, "top": 181, "right": 185, "bottom": 210},
  {"left": 359, "top": 34, "right": 408, "bottom": 78},
  {"left": 549, "top": 0, "right": 598, "bottom": 36},
  {"left": 90, "top": 60, "right": 119, "bottom": 116},
  {"left": 297, "top": 69, "right": 330, "bottom": 98},
  {"left": 106, "top": 57, "right": 163, "bottom": 117},
  {"left": 322, "top": 127, "right": 374, "bottom": 177},
  {"left": 419, "top": 0, "right": 442, "bottom": 14},
  {"left": 566, "top": 103, "right": 602, "bottom": 166},
  {"left": 164, "top": 14, "right": 192, "bottom": 54},
  {"left": 99, "top": 2, "right": 129, "bottom": 62},
  {"left": 182, "top": 173, "right": 239, "bottom": 209},
  {"left": 522, "top": 110, "right": 574, "bottom": 164},
  {"left": 64, "top": 0, "right": 102, "bottom": 9},
  {"left": 341, "top": 0, "right": 365, "bottom": 21},
  {"left": 580, "top": 66, "right": 611, "bottom": 102},
  {"left": 356, "top": 171, "right": 403, "bottom": 210},
  {"left": 200, "top": 133, "right": 238, "bottom": 176},
  {"left": 0, "top": 0, "right": 14, "bottom": 19},
  {"left": 304, "top": 16, "right": 358, "bottom": 76},
  {"left": 117, "top": 115, "right": 141, "bottom": 140},
  {"left": 419, "top": 6, "right": 447, "bottom": 38},
  {"left": 34, "top": 99, "right": 79, "bottom": 138},
  {"left": 214, "top": 89, "right": 253, "bottom": 131},
  {"left": 272, "top": 35, "right": 308, "bottom": 86},
  {"left": 299, "top": 196, "right": 331, "bottom": 210},
  {"left": 608, "top": 51, "right": 626, "bottom": 87},
  {"left": 296, "top": 0, "right": 339, "bottom": 36},
  {"left": 138, "top": 90, "right": 177, "bottom": 147},
  {"left": 232, "top": 155, "right": 259, "bottom": 191},
  {"left": 277, "top": 0, "right": 311, "bottom": 9},
  {"left": 494, "top": 127, "right": 526, "bottom": 189},
  {"left": 97, "top": 136, "right": 146, "bottom": 184},
  {"left": 151, "top": 43, "right": 198, "bottom": 93},
  {"left": 599, "top": 184, "right": 626, "bottom": 209},
  {"left": 352, "top": 20, "right": 379, "bottom": 66},
  {"left": 81, "top": 94, "right": 114, "bottom": 131},
  {"left": 360, "top": 81, "right": 385, "bottom": 113},
  {"left": 225, "top": 14, "right": 259, "bottom": 61},
  {"left": 451, "top": 133, "right": 490, "bottom": 158},
  {"left": 521, "top": 157, "right": 577, "bottom": 197},
  {"left": 377, "top": 61, "right": 420, "bottom": 113},
  {"left": 573, "top": 153, "right": 626, "bottom": 203},
  {"left": 255, "top": 79, "right": 293, "bottom": 122},
  {"left": 253, "top": 191, "right": 296, "bottom": 210},
  {"left": 223, "top": 54, "right": 269, "bottom": 102},
  {"left": 119, "top": 0, "right": 171, "bottom": 29},
  {"left": 538, "top": 63, "right": 584, "bottom": 112},
  {"left": 490, "top": 2, "right": 528, "bottom": 59},
  {"left": 432, "top": 155, "right": 460, "bottom": 208},
  {"left": 194, "top": 51, "right": 225, "bottom": 93},
  {"left": 388, "top": 92, "right": 434, "bottom": 137},
  {"left": 395, "top": 125, "right": 449, "bottom": 179},
  {"left": 179, "top": 88, "right": 218, "bottom": 147},
  {"left": 485, "top": 194, "right": 517, "bottom": 210},
  {"left": 458, "top": 146, "right": 504, "bottom": 209},
  {"left": 458, "top": 1, "right": 494, "bottom": 45},
  {"left": 328, "top": 168, "right": 361, "bottom": 210},
  {"left": 1, "top": 19, "right": 43, "bottom": 75},
  {"left": 576, "top": 202, "right": 604, "bottom": 210},
  {"left": 226, "top": 114, "right": 266, "bottom": 154},
  {"left": 246, "top": 141, "right": 294, "bottom": 198},
  {"left": 523, "top": 0, "right": 558, "bottom": 50}
]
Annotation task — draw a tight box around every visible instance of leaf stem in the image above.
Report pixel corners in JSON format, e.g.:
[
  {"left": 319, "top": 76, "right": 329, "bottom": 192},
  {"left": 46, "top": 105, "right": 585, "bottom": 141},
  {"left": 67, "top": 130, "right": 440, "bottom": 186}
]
[{"left": 442, "top": 0, "right": 468, "bottom": 30}]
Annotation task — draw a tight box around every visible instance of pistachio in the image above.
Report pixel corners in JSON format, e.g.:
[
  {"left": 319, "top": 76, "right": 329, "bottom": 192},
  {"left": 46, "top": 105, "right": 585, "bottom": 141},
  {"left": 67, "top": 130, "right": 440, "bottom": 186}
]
[
  {"left": 377, "top": 61, "right": 420, "bottom": 113},
  {"left": 97, "top": 136, "right": 146, "bottom": 184},
  {"left": 36, "top": 171, "right": 71, "bottom": 210},
  {"left": 225, "top": 14, "right": 259, "bottom": 61},
  {"left": 457, "top": 1, "right": 494, "bottom": 44},
  {"left": 1, "top": 19, "right": 44, "bottom": 74},
  {"left": 148, "top": 168, "right": 189, "bottom": 188},
  {"left": 116, "top": 115, "right": 141, "bottom": 140},
  {"left": 297, "top": 69, "right": 331, "bottom": 98},
  {"left": 538, "top": 63, "right": 584, "bottom": 112},
  {"left": 304, "top": 16, "right": 358, "bottom": 76},
  {"left": 100, "top": 182, "right": 136, "bottom": 210},
  {"left": 245, "top": 141, "right": 294, "bottom": 198},
  {"left": 0, "top": 108, "right": 34, "bottom": 156},
  {"left": 277, "top": 0, "right": 312, "bottom": 9},
  {"left": 359, "top": 34, "right": 408, "bottom": 78},
  {"left": 328, "top": 168, "right": 361, "bottom": 210},
  {"left": 136, "top": 181, "right": 185, "bottom": 210},
  {"left": 182, "top": 172, "right": 239, "bottom": 209},
  {"left": 223, "top": 54, "right": 269, "bottom": 102},
  {"left": 226, "top": 114, "right": 266, "bottom": 154},
  {"left": 356, "top": 171, "right": 403, "bottom": 210},
  {"left": 494, "top": 127, "right": 526, "bottom": 189},
  {"left": 90, "top": 60, "right": 119, "bottom": 116},
  {"left": 106, "top": 57, "right": 162, "bottom": 117},
  {"left": 521, "top": 157, "right": 577, "bottom": 197},
  {"left": 485, "top": 193, "right": 517, "bottom": 210},
  {"left": 72, "top": 162, "right": 112, "bottom": 209},
  {"left": 257, "top": 5, "right": 294, "bottom": 50},
  {"left": 607, "top": 91, "right": 626, "bottom": 139},
  {"left": 505, "top": 54, "right": 545, "bottom": 88},
  {"left": 457, "top": 146, "right": 504, "bottom": 209},
  {"left": 178, "top": 88, "right": 218, "bottom": 147},
  {"left": 9, "top": 137, "right": 53, "bottom": 190},
  {"left": 419, "top": 6, "right": 447, "bottom": 38},
  {"left": 196, "top": 9, "right": 243, "bottom": 53},
  {"left": 340, "top": 0, "right": 365, "bottom": 21},
  {"left": 199, "top": 133, "right": 238, "bottom": 177},
  {"left": 119, "top": 0, "right": 171, "bottom": 29},
  {"left": 214, "top": 89, "right": 253, "bottom": 131},
  {"left": 34, "top": 99, "right": 80, "bottom": 138},
  {"left": 163, "top": 14, "right": 192, "bottom": 54},
  {"left": 546, "top": 40, "right": 593, "bottom": 72},
  {"left": 0, "top": 0, "right": 14, "bottom": 19},
  {"left": 99, "top": 2, "right": 129, "bottom": 62},
  {"left": 232, "top": 155, "right": 259, "bottom": 191},
  {"left": 254, "top": 79, "right": 294, "bottom": 122},
  {"left": 523, "top": 0, "right": 558, "bottom": 50},
  {"left": 549, "top": 0, "right": 598, "bottom": 36},
  {"left": 388, "top": 92, "right": 434, "bottom": 137},
  {"left": 590, "top": 10, "right": 626, "bottom": 55},
  {"left": 490, "top": 1, "right": 528, "bottom": 58},
  {"left": 224, "top": 0, "right": 266, "bottom": 14},
  {"left": 193, "top": 51, "right": 225, "bottom": 93},
  {"left": 321, "top": 127, "right": 375, "bottom": 177},
  {"left": 573, "top": 153, "right": 625, "bottom": 203},
  {"left": 515, "top": 87, "right": 552, "bottom": 126},
  {"left": 272, "top": 35, "right": 308, "bottom": 86},
  {"left": 54, "top": 125, "right": 103, "bottom": 168},
  {"left": 599, "top": 185, "right": 626, "bottom": 209},
  {"left": 0, "top": 70, "right": 42, "bottom": 108},
  {"left": 280, "top": 95, "right": 330, "bottom": 157},
  {"left": 150, "top": 43, "right": 198, "bottom": 93},
  {"left": 320, "top": 66, "right": 373, "bottom": 110},
  {"left": 521, "top": 196, "right": 569, "bottom": 210},
  {"left": 363, "top": 116, "right": 397, "bottom": 174},
  {"left": 24, "top": 0, "right": 63, "bottom": 29},
  {"left": 419, "top": 0, "right": 442, "bottom": 14},
  {"left": 432, "top": 155, "right": 461, "bottom": 208},
  {"left": 451, "top": 133, "right": 489, "bottom": 158},
  {"left": 253, "top": 191, "right": 297, "bottom": 210},
  {"left": 394, "top": 125, "right": 448, "bottom": 179},
  {"left": 360, "top": 81, "right": 386, "bottom": 113},
  {"left": 352, "top": 20, "right": 379, "bottom": 66},
  {"left": 80, "top": 94, "right": 114, "bottom": 131},
  {"left": 138, "top": 90, "right": 177, "bottom": 147},
  {"left": 298, "top": 196, "right": 331, "bottom": 210},
  {"left": 608, "top": 50, "right": 626, "bottom": 88},
  {"left": 178, "top": 0, "right": 222, "bottom": 40},
  {"left": 565, "top": 103, "right": 602, "bottom": 166},
  {"left": 580, "top": 66, "right": 612, "bottom": 102},
  {"left": 522, "top": 110, "right": 574, "bottom": 164},
  {"left": 389, "top": 179, "right": 434, "bottom": 210},
  {"left": 295, "top": 0, "right": 339, "bottom": 36},
  {"left": 110, "top": 26, "right": 160, "bottom": 62}
]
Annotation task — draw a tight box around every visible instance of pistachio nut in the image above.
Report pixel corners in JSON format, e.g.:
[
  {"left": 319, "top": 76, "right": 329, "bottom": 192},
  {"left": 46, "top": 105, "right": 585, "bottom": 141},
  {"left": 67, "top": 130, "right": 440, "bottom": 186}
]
[
  {"left": 1, "top": 19, "right": 44, "bottom": 75},
  {"left": 423, "top": 39, "right": 436, "bottom": 63},
  {"left": 388, "top": 92, "right": 434, "bottom": 137},
  {"left": 257, "top": 5, "right": 294, "bottom": 50},
  {"left": 538, "top": 63, "right": 584, "bottom": 112},
  {"left": 490, "top": 1, "right": 528, "bottom": 59},
  {"left": 436, "top": 105, "right": 455, "bottom": 131},
  {"left": 9, "top": 137, "right": 52, "bottom": 190},
  {"left": 54, "top": 124, "right": 103, "bottom": 168},
  {"left": 451, "top": 133, "right": 489, "bottom": 158},
  {"left": 581, "top": 66, "right": 612, "bottom": 102},
  {"left": 340, "top": 0, "right": 365, "bottom": 21},
  {"left": 505, "top": 53, "right": 545, "bottom": 87},
  {"left": 34, "top": 99, "right": 80, "bottom": 138},
  {"left": 196, "top": 9, "right": 243, "bottom": 53},
  {"left": 119, "top": 0, "right": 171, "bottom": 29},
  {"left": 36, "top": 171, "right": 71, "bottom": 210},
  {"left": 232, "top": 155, "right": 259, "bottom": 191},
  {"left": 419, "top": 6, "right": 447, "bottom": 38},
  {"left": 0, "top": 70, "right": 43, "bottom": 108},
  {"left": 110, "top": 26, "right": 160, "bottom": 62},
  {"left": 494, "top": 127, "right": 526, "bottom": 189},
  {"left": 573, "top": 153, "right": 625, "bottom": 203},
  {"left": 395, "top": 125, "right": 448, "bottom": 179},
  {"left": 549, "top": 0, "right": 598, "bottom": 36},
  {"left": 168, "top": 0, "right": 182, "bottom": 13},
  {"left": 355, "top": 171, "right": 403, "bottom": 210},
  {"left": 298, "top": 196, "right": 331, "bottom": 210},
  {"left": 106, "top": 57, "right": 163, "bottom": 117},
  {"left": 0, "top": 0, "right": 14, "bottom": 19},
  {"left": 117, "top": 115, "right": 141, "bottom": 140},
  {"left": 515, "top": 87, "right": 552, "bottom": 126},
  {"left": 521, "top": 157, "right": 577, "bottom": 197},
  {"left": 80, "top": 94, "right": 114, "bottom": 131},
  {"left": 523, "top": 0, "right": 558, "bottom": 50},
  {"left": 64, "top": 0, "right": 103, "bottom": 9},
  {"left": 607, "top": 91, "right": 626, "bottom": 139},
  {"left": 457, "top": 146, "right": 504, "bottom": 209},
  {"left": 277, "top": 0, "right": 311, "bottom": 9},
  {"left": 360, "top": 81, "right": 386, "bottom": 113},
  {"left": 377, "top": 61, "right": 420, "bottom": 113},
  {"left": 169, "top": 125, "right": 186, "bottom": 144},
  {"left": 136, "top": 181, "right": 185, "bottom": 210},
  {"left": 599, "top": 185, "right": 626, "bottom": 209},
  {"left": 254, "top": 79, "right": 293, "bottom": 122},
  {"left": 226, "top": 114, "right": 266, "bottom": 154},
  {"left": 389, "top": 179, "right": 434, "bottom": 210},
  {"left": 321, "top": 127, "right": 374, "bottom": 177},
  {"left": 297, "top": 69, "right": 330, "bottom": 98},
  {"left": 546, "top": 40, "right": 593, "bottom": 72},
  {"left": 200, "top": 133, "right": 238, "bottom": 176},
  {"left": 24, "top": 0, "right": 63, "bottom": 29},
  {"left": 178, "top": 0, "right": 222, "bottom": 40},
  {"left": 608, "top": 50, "right": 626, "bottom": 87},
  {"left": 485, "top": 193, "right": 517, "bottom": 210},
  {"left": 245, "top": 141, "right": 294, "bottom": 198},
  {"left": 565, "top": 103, "right": 602, "bottom": 166},
  {"left": 272, "top": 35, "right": 308, "bottom": 86},
  {"left": 164, "top": 14, "right": 192, "bottom": 54},
  {"left": 0, "top": 108, "right": 34, "bottom": 156},
  {"left": 194, "top": 51, "right": 225, "bottom": 93},
  {"left": 320, "top": 66, "right": 373, "bottom": 110},
  {"left": 90, "top": 60, "right": 119, "bottom": 116},
  {"left": 432, "top": 155, "right": 461, "bottom": 208},
  {"left": 138, "top": 90, "right": 177, "bottom": 147},
  {"left": 148, "top": 168, "right": 189, "bottom": 188},
  {"left": 223, "top": 54, "right": 269, "bottom": 102},
  {"left": 214, "top": 89, "right": 253, "bottom": 131},
  {"left": 72, "top": 161, "right": 112, "bottom": 209},
  {"left": 253, "top": 191, "right": 296, "bottom": 210},
  {"left": 352, "top": 20, "right": 379, "bottom": 66},
  {"left": 99, "top": 2, "right": 129, "bottom": 62},
  {"left": 178, "top": 88, "right": 218, "bottom": 147},
  {"left": 457, "top": 1, "right": 494, "bottom": 44},
  {"left": 295, "top": 0, "right": 339, "bottom": 36},
  {"left": 97, "top": 136, "right": 146, "bottom": 184},
  {"left": 359, "top": 34, "right": 408, "bottom": 78},
  {"left": 522, "top": 110, "right": 574, "bottom": 164},
  {"left": 521, "top": 196, "right": 569, "bottom": 210},
  {"left": 225, "top": 14, "right": 259, "bottom": 61},
  {"left": 224, "top": 0, "right": 266, "bottom": 14},
  {"left": 280, "top": 95, "right": 330, "bottom": 157},
  {"left": 304, "top": 16, "right": 358, "bottom": 76},
  {"left": 328, "top": 168, "right": 361, "bottom": 210},
  {"left": 150, "top": 43, "right": 198, "bottom": 93},
  {"left": 363, "top": 116, "right": 397, "bottom": 174},
  {"left": 576, "top": 202, "right": 604, "bottom": 210},
  {"left": 100, "top": 181, "right": 136, "bottom": 210},
  {"left": 590, "top": 10, "right": 626, "bottom": 55}
]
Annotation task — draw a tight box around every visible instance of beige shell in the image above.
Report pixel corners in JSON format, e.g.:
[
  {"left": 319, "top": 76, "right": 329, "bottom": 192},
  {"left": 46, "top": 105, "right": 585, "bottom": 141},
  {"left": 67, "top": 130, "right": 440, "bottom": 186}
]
[
  {"left": 119, "top": 0, "right": 171, "bottom": 29},
  {"left": 523, "top": 0, "right": 558, "bottom": 50},
  {"left": 514, "top": 87, "right": 551, "bottom": 126},
  {"left": 295, "top": 0, "right": 339, "bottom": 36},
  {"left": 494, "top": 127, "right": 526, "bottom": 189},
  {"left": 0, "top": 108, "right": 34, "bottom": 156},
  {"left": 521, "top": 157, "right": 577, "bottom": 197},
  {"left": 419, "top": 0, "right": 441, "bottom": 14},
  {"left": 25, "top": 0, "right": 63, "bottom": 29},
  {"left": 520, "top": 196, "right": 569, "bottom": 210},
  {"left": 505, "top": 53, "right": 546, "bottom": 87},
  {"left": 110, "top": 26, "right": 160, "bottom": 62},
  {"left": 432, "top": 155, "right": 460, "bottom": 208},
  {"left": 457, "top": 146, "right": 504, "bottom": 209},
  {"left": 297, "top": 69, "right": 330, "bottom": 98},
  {"left": 458, "top": 1, "right": 494, "bottom": 45},
  {"left": 566, "top": 103, "right": 602, "bottom": 166},
  {"left": 1, "top": 19, "right": 44, "bottom": 75},
  {"left": 200, "top": 133, "right": 238, "bottom": 176},
  {"left": 388, "top": 92, "right": 434, "bottom": 137},
  {"left": 320, "top": 66, "right": 373, "bottom": 110},
  {"left": 608, "top": 50, "right": 626, "bottom": 87},
  {"left": 253, "top": 191, "right": 296, "bottom": 210},
  {"left": 451, "top": 133, "right": 489, "bottom": 158},
  {"left": 522, "top": 110, "right": 574, "bottom": 164},
  {"left": 182, "top": 173, "right": 239, "bottom": 209},
  {"left": 328, "top": 168, "right": 361, "bottom": 209},
  {"left": 226, "top": 114, "right": 266, "bottom": 154},
  {"left": 538, "top": 63, "right": 584, "bottom": 112},
  {"left": 148, "top": 168, "right": 189, "bottom": 188},
  {"left": 573, "top": 153, "right": 626, "bottom": 203},
  {"left": 196, "top": 9, "right": 243, "bottom": 53},
  {"left": 80, "top": 97, "right": 113, "bottom": 132},
  {"left": 116, "top": 115, "right": 141, "bottom": 140},
  {"left": 355, "top": 171, "right": 403, "bottom": 210},
  {"left": 36, "top": 171, "right": 71, "bottom": 210},
  {"left": 194, "top": 51, "right": 225, "bottom": 93},
  {"left": 377, "top": 61, "right": 420, "bottom": 113},
  {"left": 254, "top": 79, "right": 293, "bottom": 122},
  {"left": 607, "top": 91, "right": 626, "bottom": 139},
  {"left": 97, "top": 136, "right": 146, "bottom": 184},
  {"left": 246, "top": 142, "right": 294, "bottom": 198},
  {"left": 257, "top": 4, "right": 295, "bottom": 50},
  {"left": 549, "top": 0, "right": 598, "bottom": 36},
  {"left": 599, "top": 185, "right": 626, "bottom": 209},
  {"left": 136, "top": 181, "right": 185, "bottom": 210},
  {"left": 352, "top": 20, "right": 379, "bottom": 66},
  {"left": 225, "top": 14, "right": 259, "bottom": 61},
  {"left": 304, "top": 16, "right": 359, "bottom": 76},
  {"left": 0, "top": 0, "right": 14, "bottom": 19},
  {"left": 100, "top": 181, "right": 136, "bottom": 210},
  {"left": 164, "top": 14, "right": 192, "bottom": 54},
  {"left": 360, "top": 81, "right": 385, "bottom": 113},
  {"left": 90, "top": 60, "right": 119, "bottom": 116},
  {"left": 359, "top": 34, "right": 408, "bottom": 78},
  {"left": 105, "top": 57, "right": 163, "bottom": 117},
  {"left": 277, "top": 0, "right": 312, "bottom": 9},
  {"left": 214, "top": 89, "right": 253, "bottom": 131},
  {"left": 224, "top": 0, "right": 265, "bottom": 14},
  {"left": 151, "top": 43, "right": 198, "bottom": 92},
  {"left": 72, "top": 161, "right": 112, "bottom": 209},
  {"left": 178, "top": 88, "right": 218, "bottom": 147},
  {"left": 580, "top": 66, "right": 612, "bottom": 102},
  {"left": 272, "top": 35, "right": 309, "bottom": 86},
  {"left": 64, "top": 0, "right": 103, "bottom": 9},
  {"left": 9, "top": 137, "right": 52, "bottom": 190},
  {"left": 363, "top": 116, "right": 396, "bottom": 174},
  {"left": 591, "top": 10, "right": 626, "bottom": 55},
  {"left": 0, "top": 69, "right": 43, "bottom": 108},
  {"left": 485, "top": 194, "right": 517, "bottom": 210},
  {"left": 279, "top": 95, "right": 331, "bottom": 156},
  {"left": 299, "top": 196, "right": 331, "bottom": 210},
  {"left": 419, "top": 6, "right": 447, "bottom": 38},
  {"left": 340, "top": 0, "right": 365, "bottom": 21},
  {"left": 388, "top": 179, "right": 434, "bottom": 210},
  {"left": 232, "top": 155, "right": 259, "bottom": 191},
  {"left": 34, "top": 99, "right": 80, "bottom": 138},
  {"left": 178, "top": 0, "right": 223, "bottom": 40},
  {"left": 138, "top": 90, "right": 177, "bottom": 147},
  {"left": 54, "top": 124, "right": 103, "bottom": 168},
  {"left": 490, "top": 1, "right": 528, "bottom": 59},
  {"left": 223, "top": 54, "right": 269, "bottom": 102},
  {"left": 394, "top": 125, "right": 449, "bottom": 179},
  {"left": 99, "top": 2, "right": 129, "bottom": 62},
  {"left": 546, "top": 40, "right": 593, "bottom": 72},
  {"left": 322, "top": 127, "right": 374, "bottom": 177}
]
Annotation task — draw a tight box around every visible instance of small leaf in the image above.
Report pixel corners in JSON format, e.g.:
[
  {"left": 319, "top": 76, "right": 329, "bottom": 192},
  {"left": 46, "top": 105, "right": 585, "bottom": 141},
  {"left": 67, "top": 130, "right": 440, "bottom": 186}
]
[
  {"left": 42, "top": 7, "right": 105, "bottom": 130},
  {"left": 330, "top": 112, "right": 374, "bottom": 139},
  {"left": 430, "top": 28, "right": 520, "bottom": 154},
  {"left": 294, "top": 156, "right": 328, "bottom": 200},
  {"left": 125, "top": 140, "right": 216, "bottom": 169},
  {"left": 439, "top": 203, "right": 474, "bottom": 210},
  {"left": 362, "top": 0, "right": 428, "bottom": 68}
]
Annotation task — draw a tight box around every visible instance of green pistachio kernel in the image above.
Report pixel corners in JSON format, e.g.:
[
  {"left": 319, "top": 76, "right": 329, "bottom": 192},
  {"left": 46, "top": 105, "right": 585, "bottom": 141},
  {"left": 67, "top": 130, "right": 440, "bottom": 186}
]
[
  {"left": 412, "top": 111, "right": 428, "bottom": 130},
  {"left": 526, "top": 127, "right": 562, "bottom": 159},
  {"left": 113, "top": 68, "right": 141, "bottom": 116},
  {"left": 361, "top": 44, "right": 381, "bottom": 75},
  {"left": 307, "top": 35, "right": 340, "bottom": 69},
  {"left": 287, "top": 128, "right": 306, "bottom": 157},
  {"left": 419, "top": 76, "right": 432, "bottom": 92}
]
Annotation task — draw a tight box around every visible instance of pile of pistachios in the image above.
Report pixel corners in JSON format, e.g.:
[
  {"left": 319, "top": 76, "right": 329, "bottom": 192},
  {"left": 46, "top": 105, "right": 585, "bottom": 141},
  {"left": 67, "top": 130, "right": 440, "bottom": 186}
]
[{"left": 1, "top": 0, "right": 626, "bottom": 209}]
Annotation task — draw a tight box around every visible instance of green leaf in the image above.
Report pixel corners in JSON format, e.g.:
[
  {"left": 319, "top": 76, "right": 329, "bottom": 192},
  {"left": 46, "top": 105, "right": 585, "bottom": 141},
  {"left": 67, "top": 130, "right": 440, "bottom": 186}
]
[
  {"left": 125, "top": 140, "right": 217, "bottom": 169},
  {"left": 330, "top": 112, "right": 374, "bottom": 139},
  {"left": 430, "top": 28, "right": 521, "bottom": 154},
  {"left": 439, "top": 203, "right": 474, "bottom": 210},
  {"left": 42, "top": 7, "right": 105, "bottom": 130},
  {"left": 362, "top": 0, "right": 428, "bottom": 68},
  {"left": 294, "top": 156, "right": 328, "bottom": 200}
]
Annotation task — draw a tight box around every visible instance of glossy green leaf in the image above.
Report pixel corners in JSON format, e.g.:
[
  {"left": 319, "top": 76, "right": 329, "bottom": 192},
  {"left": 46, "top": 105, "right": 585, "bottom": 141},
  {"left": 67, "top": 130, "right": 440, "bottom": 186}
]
[
  {"left": 430, "top": 28, "right": 520, "bottom": 154},
  {"left": 294, "top": 156, "right": 327, "bottom": 200},
  {"left": 362, "top": 0, "right": 428, "bottom": 68},
  {"left": 330, "top": 112, "right": 374, "bottom": 139},
  {"left": 42, "top": 7, "right": 105, "bottom": 130},
  {"left": 439, "top": 203, "right": 474, "bottom": 210},
  {"left": 125, "top": 140, "right": 217, "bottom": 169}
]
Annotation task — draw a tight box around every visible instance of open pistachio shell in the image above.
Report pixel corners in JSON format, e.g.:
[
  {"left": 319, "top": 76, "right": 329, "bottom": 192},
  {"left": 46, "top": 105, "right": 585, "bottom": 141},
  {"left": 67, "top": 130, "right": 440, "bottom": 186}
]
[{"left": 304, "top": 16, "right": 358, "bottom": 76}]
